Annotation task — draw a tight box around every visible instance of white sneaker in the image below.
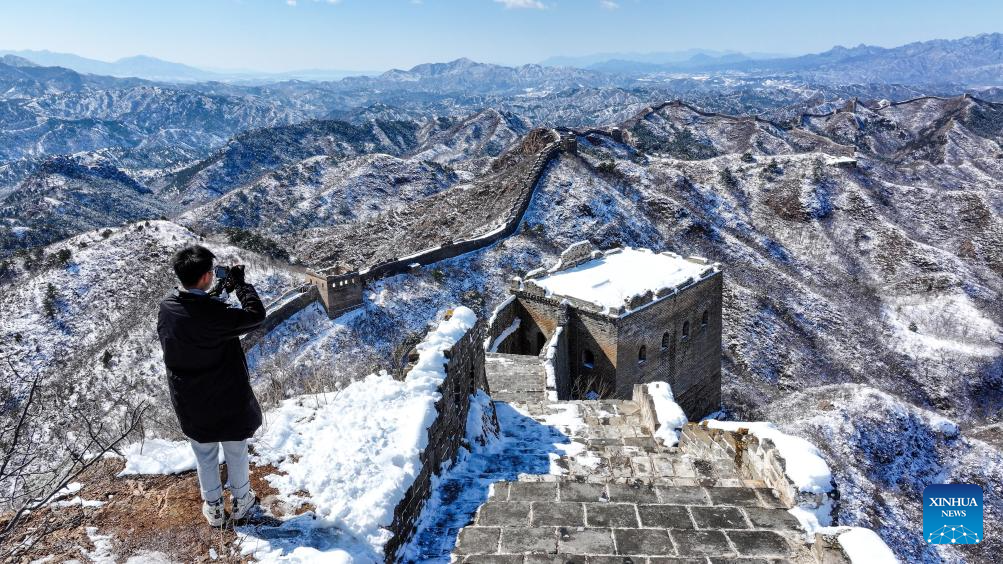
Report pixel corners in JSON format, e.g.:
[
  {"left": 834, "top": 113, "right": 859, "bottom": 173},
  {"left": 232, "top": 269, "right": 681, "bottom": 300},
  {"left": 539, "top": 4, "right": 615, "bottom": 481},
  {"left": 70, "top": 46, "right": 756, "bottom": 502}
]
[
  {"left": 202, "top": 498, "right": 226, "bottom": 527},
  {"left": 231, "top": 489, "right": 257, "bottom": 522}
]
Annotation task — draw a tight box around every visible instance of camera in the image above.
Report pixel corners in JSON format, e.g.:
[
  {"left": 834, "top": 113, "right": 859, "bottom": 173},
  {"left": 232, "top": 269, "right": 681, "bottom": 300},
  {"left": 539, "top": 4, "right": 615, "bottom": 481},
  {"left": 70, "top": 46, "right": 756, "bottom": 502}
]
[{"left": 209, "top": 264, "right": 245, "bottom": 296}]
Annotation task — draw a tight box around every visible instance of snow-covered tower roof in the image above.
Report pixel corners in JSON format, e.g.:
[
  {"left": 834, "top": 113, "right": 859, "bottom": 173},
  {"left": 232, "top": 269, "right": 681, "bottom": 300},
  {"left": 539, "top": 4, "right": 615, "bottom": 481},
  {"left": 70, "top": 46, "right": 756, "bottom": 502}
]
[{"left": 512, "top": 241, "right": 721, "bottom": 317}]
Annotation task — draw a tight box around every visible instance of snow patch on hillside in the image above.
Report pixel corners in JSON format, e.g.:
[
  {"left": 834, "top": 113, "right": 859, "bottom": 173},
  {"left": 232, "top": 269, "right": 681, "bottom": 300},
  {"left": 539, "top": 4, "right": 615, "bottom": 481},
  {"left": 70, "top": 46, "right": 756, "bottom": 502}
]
[{"left": 882, "top": 291, "right": 1001, "bottom": 358}]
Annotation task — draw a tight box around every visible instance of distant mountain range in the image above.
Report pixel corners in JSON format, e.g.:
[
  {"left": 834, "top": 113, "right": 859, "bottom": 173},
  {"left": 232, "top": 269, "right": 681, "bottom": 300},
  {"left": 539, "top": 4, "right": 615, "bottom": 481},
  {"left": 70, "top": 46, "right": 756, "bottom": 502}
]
[
  {"left": 540, "top": 49, "right": 787, "bottom": 72},
  {"left": 0, "top": 49, "right": 375, "bottom": 83},
  {"left": 552, "top": 33, "right": 1003, "bottom": 85},
  {"left": 5, "top": 32, "right": 1003, "bottom": 87}
]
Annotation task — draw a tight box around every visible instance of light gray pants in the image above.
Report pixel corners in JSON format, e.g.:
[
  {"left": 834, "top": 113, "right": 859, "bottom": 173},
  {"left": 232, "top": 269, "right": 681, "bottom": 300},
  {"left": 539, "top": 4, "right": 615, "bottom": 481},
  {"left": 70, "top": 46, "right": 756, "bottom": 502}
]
[{"left": 188, "top": 439, "right": 251, "bottom": 504}]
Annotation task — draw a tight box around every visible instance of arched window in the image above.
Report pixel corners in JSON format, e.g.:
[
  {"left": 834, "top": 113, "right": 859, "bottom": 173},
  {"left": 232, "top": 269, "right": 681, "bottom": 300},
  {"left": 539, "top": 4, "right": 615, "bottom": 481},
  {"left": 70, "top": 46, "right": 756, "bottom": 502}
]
[
  {"left": 582, "top": 349, "right": 595, "bottom": 369},
  {"left": 682, "top": 321, "right": 690, "bottom": 339},
  {"left": 661, "top": 332, "right": 670, "bottom": 350},
  {"left": 702, "top": 310, "right": 709, "bottom": 327},
  {"left": 638, "top": 345, "right": 647, "bottom": 363}
]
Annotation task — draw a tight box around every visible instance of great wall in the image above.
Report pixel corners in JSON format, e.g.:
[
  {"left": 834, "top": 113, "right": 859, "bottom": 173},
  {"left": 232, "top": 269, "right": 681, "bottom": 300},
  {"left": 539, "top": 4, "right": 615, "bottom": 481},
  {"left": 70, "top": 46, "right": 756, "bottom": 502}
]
[
  {"left": 233, "top": 117, "right": 893, "bottom": 562},
  {"left": 242, "top": 127, "right": 567, "bottom": 351},
  {"left": 368, "top": 294, "right": 870, "bottom": 562}
]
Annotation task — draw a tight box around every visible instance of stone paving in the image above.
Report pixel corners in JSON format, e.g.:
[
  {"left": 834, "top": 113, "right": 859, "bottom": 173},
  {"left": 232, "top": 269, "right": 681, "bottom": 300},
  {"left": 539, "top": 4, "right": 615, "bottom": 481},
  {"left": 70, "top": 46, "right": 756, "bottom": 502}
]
[
  {"left": 408, "top": 353, "right": 815, "bottom": 563},
  {"left": 484, "top": 353, "right": 549, "bottom": 403}
]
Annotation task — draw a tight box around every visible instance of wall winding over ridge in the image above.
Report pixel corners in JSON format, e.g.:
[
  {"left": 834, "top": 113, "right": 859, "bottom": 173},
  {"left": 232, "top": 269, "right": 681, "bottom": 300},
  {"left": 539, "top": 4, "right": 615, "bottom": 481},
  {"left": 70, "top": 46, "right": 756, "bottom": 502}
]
[
  {"left": 309, "top": 129, "right": 564, "bottom": 318},
  {"left": 241, "top": 284, "right": 319, "bottom": 353}
]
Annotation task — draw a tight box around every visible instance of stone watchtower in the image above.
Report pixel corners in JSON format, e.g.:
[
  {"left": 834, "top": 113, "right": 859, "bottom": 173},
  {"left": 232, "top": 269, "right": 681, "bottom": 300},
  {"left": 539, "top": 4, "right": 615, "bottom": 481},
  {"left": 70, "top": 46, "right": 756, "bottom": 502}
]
[{"left": 484, "top": 241, "right": 722, "bottom": 419}]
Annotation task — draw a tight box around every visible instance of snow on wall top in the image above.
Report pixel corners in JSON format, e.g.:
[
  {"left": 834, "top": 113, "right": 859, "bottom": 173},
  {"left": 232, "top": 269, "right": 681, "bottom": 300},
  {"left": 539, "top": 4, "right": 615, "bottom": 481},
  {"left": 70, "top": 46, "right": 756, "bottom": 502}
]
[
  {"left": 705, "top": 419, "right": 833, "bottom": 494},
  {"left": 532, "top": 247, "right": 713, "bottom": 311},
  {"left": 241, "top": 306, "right": 478, "bottom": 561}
]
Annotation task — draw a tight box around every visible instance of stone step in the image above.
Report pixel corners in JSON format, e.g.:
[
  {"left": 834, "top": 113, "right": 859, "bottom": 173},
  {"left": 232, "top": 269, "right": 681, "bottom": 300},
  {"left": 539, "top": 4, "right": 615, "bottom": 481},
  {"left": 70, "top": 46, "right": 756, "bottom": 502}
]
[
  {"left": 485, "top": 481, "right": 787, "bottom": 509},
  {"left": 453, "top": 480, "right": 807, "bottom": 561},
  {"left": 454, "top": 525, "right": 807, "bottom": 561},
  {"left": 487, "top": 352, "right": 549, "bottom": 363},
  {"left": 444, "top": 394, "right": 816, "bottom": 562},
  {"left": 485, "top": 356, "right": 547, "bottom": 391}
]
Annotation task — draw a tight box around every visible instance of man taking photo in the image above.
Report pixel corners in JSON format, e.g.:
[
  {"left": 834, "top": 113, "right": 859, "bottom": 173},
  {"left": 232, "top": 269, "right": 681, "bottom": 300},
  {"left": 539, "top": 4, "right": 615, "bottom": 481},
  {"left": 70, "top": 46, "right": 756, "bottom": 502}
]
[{"left": 157, "top": 245, "right": 267, "bottom": 527}]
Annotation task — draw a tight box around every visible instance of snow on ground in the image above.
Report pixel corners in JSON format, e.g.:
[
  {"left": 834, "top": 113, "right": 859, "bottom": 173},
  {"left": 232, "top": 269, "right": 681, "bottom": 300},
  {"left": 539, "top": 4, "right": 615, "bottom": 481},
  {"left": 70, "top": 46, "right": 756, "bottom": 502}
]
[
  {"left": 532, "top": 247, "right": 710, "bottom": 310},
  {"left": 68, "top": 527, "right": 115, "bottom": 564},
  {"left": 47, "top": 481, "right": 106, "bottom": 509},
  {"left": 646, "top": 382, "right": 688, "bottom": 446},
  {"left": 830, "top": 527, "right": 900, "bottom": 564},
  {"left": 116, "top": 438, "right": 223, "bottom": 477},
  {"left": 881, "top": 291, "right": 1001, "bottom": 359},
  {"left": 236, "top": 307, "right": 477, "bottom": 562}
]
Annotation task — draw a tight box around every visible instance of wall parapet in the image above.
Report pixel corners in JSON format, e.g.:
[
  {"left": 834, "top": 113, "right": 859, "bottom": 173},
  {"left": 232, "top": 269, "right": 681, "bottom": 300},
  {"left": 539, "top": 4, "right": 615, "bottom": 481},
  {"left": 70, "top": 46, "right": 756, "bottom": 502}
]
[
  {"left": 385, "top": 313, "right": 493, "bottom": 561},
  {"left": 679, "top": 421, "right": 840, "bottom": 540},
  {"left": 483, "top": 295, "right": 519, "bottom": 353},
  {"left": 241, "top": 284, "right": 318, "bottom": 353}
]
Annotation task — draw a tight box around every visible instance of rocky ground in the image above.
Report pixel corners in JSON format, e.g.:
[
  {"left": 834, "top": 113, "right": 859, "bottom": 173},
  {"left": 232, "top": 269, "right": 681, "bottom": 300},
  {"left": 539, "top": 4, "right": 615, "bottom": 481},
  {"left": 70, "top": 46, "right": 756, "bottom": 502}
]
[{"left": 6, "top": 456, "right": 295, "bottom": 563}]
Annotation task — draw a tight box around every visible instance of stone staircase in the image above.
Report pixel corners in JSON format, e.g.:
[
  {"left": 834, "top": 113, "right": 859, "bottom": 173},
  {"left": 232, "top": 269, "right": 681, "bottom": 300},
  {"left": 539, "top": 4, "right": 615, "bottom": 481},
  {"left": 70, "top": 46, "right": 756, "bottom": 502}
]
[
  {"left": 441, "top": 353, "right": 816, "bottom": 563},
  {"left": 484, "top": 352, "right": 549, "bottom": 403}
]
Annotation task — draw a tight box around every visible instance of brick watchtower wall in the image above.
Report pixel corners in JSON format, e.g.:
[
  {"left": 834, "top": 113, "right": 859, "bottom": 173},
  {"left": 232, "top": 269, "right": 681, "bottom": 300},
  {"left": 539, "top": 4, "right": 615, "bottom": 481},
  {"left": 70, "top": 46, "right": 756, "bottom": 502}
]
[
  {"left": 509, "top": 279, "right": 620, "bottom": 399},
  {"left": 491, "top": 243, "right": 723, "bottom": 416},
  {"left": 306, "top": 270, "right": 365, "bottom": 319},
  {"left": 614, "top": 269, "right": 723, "bottom": 419}
]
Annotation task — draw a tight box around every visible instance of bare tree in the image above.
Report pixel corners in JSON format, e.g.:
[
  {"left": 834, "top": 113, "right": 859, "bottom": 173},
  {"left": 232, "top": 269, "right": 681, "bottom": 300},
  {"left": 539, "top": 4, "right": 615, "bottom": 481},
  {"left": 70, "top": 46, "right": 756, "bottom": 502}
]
[{"left": 0, "top": 355, "right": 148, "bottom": 561}]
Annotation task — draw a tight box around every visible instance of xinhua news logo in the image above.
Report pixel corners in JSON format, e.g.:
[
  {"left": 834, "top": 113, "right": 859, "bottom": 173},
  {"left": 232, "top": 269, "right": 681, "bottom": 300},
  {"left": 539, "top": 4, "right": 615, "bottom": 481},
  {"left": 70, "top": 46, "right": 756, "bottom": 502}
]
[{"left": 923, "top": 484, "right": 983, "bottom": 545}]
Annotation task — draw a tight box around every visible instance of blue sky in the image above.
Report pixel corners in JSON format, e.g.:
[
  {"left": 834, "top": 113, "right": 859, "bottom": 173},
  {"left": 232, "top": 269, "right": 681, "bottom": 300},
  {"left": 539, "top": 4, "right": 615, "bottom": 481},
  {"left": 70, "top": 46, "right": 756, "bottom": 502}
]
[{"left": 1, "top": 0, "right": 1000, "bottom": 71}]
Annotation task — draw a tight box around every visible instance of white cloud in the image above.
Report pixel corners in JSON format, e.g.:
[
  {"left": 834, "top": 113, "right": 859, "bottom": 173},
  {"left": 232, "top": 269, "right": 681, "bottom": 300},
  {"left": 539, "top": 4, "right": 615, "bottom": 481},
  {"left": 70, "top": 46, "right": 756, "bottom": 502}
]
[
  {"left": 494, "top": 0, "right": 546, "bottom": 9},
  {"left": 599, "top": 0, "right": 619, "bottom": 9}
]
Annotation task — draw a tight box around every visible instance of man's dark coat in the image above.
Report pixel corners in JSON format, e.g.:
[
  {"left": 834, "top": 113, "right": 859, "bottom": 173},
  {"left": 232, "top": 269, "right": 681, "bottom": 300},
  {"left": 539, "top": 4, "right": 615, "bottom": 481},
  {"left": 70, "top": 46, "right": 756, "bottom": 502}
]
[{"left": 157, "top": 284, "right": 266, "bottom": 443}]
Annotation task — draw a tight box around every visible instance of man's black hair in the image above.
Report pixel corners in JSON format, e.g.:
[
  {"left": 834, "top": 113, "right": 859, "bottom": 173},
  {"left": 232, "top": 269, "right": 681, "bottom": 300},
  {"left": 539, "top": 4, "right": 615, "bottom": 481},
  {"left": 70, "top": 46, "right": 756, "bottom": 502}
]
[{"left": 172, "top": 245, "right": 216, "bottom": 287}]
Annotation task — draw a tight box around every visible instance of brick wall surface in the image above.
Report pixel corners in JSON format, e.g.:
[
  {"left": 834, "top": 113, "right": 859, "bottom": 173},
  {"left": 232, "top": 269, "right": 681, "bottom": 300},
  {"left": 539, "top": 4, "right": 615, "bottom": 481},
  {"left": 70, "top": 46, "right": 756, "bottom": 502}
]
[
  {"left": 513, "top": 292, "right": 619, "bottom": 399},
  {"left": 384, "top": 317, "right": 491, "bottom": 561},
  {"left": 516, "top": 294, "right": 562, "bottom": 354},
  {"left": 614, "top": 272, "right": 723, "bottom": 418},
  {"left": 566, "top": 308, "right": 619, "bottom": 399}
]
